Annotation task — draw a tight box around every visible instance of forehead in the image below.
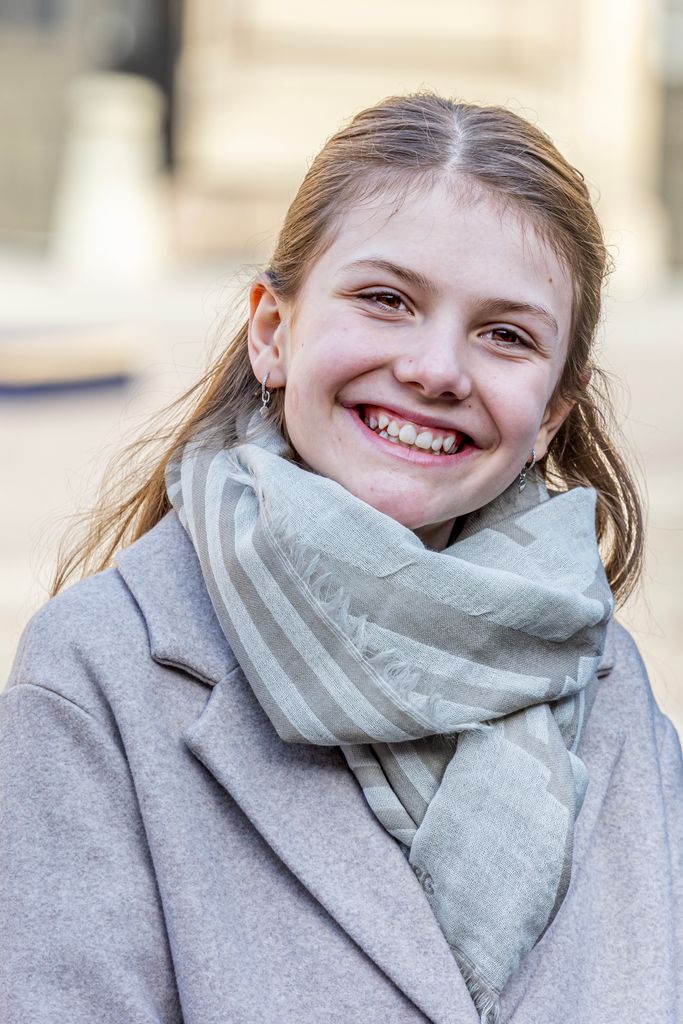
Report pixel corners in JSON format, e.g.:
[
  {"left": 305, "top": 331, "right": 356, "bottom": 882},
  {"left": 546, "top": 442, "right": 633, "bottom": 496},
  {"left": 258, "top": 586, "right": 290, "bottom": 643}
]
[{"left": 306, "top": 178, "right": 573, "bottom": 336}]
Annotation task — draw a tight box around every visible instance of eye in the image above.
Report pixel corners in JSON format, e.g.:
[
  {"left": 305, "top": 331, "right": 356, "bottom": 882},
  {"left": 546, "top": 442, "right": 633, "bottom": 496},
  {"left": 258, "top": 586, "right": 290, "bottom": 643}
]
[
  {"left": 481, "top": 326, "right": 532, "bottom": 349},
  {"left": 359, "top": 289, "right": 410, "bottom": 313}
]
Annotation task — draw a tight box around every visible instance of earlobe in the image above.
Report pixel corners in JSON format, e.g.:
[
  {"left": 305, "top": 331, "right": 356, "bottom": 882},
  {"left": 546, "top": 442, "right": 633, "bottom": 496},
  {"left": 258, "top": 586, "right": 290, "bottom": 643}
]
[{"left": 247, "top": 275, "right": 289, "bottom": 388}]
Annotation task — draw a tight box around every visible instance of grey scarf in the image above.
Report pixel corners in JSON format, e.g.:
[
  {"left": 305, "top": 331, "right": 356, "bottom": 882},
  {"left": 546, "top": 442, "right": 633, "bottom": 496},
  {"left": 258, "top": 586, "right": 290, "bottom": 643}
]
[{"left": 166, "top": 423, "right": 613, "bottom": 1023}]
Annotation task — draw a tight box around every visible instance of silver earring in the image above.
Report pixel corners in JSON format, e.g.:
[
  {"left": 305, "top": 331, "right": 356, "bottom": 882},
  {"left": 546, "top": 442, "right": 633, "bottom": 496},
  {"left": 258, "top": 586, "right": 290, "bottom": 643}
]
[
  {"left": 259, "top": 372, "right": 272, "bottom": 418},
  {"left": 518, "top": 448, "right": 536, "bottom": 492}
]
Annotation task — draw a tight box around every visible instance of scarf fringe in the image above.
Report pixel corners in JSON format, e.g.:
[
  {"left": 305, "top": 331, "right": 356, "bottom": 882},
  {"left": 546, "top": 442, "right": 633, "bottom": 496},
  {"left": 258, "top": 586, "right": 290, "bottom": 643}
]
[
  {"left": 451, "top": 947, "right": 502, "bottom": 1024},
  {"left": 263, "top": 500, "right": 493, "bottom": 737}
]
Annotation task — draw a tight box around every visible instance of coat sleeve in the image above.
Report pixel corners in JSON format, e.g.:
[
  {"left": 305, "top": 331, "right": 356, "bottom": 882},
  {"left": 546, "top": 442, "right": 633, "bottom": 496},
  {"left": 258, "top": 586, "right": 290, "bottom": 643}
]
[
  {"left": 0, "top": 681, "right": 183, "bottom": 1024},
  {"left": 656, "top": 713, "right": 683, "bottom": 970}
]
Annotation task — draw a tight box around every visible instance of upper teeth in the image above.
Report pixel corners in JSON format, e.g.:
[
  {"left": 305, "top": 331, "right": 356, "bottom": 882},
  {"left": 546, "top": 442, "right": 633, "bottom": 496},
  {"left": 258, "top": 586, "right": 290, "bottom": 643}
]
[{"left": 362, "top": 406, "right": 462, "bottom": 455}]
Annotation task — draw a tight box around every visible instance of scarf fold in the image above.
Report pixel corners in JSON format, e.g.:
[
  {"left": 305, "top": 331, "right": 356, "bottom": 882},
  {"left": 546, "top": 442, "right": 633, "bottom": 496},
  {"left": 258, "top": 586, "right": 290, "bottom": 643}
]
[{"left": 166, "top": 422, "right": 613, "bottom": 1023}]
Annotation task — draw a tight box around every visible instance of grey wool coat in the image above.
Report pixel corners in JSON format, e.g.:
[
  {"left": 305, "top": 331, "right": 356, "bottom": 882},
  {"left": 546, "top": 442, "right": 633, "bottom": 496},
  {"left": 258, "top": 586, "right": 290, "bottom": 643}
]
[{"left": 1, "top": 511, "right": 682, "bottom": 1024}]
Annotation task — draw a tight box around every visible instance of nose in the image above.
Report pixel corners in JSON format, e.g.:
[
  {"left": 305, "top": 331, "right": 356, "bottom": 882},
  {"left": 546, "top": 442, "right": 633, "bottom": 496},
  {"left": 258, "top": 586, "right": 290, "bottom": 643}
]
[{"left": 392, "top": 325, "right": 472, "bottom": 401}]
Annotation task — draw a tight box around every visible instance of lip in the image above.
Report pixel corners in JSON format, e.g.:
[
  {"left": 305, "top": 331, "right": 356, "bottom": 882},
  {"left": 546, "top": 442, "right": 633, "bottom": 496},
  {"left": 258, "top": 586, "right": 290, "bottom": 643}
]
[
  {"left": 351, "top": 400, "right": 474, "bottom": 439},
  {"left": 344, "top": 406, "right": 478, "bottom": 467}
]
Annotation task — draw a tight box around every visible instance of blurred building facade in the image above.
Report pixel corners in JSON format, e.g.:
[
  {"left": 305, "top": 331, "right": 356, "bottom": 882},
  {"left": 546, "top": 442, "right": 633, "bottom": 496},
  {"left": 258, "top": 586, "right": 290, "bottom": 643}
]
[
  {"left": 0, "top": 0, "right": 178, "bottom": 248},
  {"left": 661, "top": 0, "right": 683, "bottom": 265},
  {"left": 0, "top": 0, "right": 681, "bottom": 280},
  {"left": 174, "top": 0, "right": 670, "bottom": 285}
]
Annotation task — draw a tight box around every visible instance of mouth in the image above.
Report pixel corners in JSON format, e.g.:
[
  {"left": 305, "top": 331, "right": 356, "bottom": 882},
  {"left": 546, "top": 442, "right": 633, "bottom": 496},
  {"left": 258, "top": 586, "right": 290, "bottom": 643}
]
[
  {"left": 344, "top": 403, "right": 479, "bottom": 464},
  {"left": 355, "top": 403, "right": 474, "bottom": 457}
]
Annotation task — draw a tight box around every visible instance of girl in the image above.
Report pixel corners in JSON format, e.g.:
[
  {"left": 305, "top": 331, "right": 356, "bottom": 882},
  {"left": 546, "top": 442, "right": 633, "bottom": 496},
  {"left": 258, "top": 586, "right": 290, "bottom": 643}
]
[{"left": 1, "top": 94, "right": 681, "bottom": 1024}]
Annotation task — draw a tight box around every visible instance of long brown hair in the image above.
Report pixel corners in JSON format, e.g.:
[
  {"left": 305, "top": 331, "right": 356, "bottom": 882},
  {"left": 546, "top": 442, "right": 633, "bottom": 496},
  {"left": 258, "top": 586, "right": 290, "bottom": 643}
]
[{"left": 52, "top": 93, "right": 644, "bottom": 603}]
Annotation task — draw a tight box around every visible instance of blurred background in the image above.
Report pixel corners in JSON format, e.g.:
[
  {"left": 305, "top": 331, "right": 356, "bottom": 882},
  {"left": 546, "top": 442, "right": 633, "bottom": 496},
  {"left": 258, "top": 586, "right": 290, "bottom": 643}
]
[{"left": 1, "top": 0, "right": 681, "bottom": 734}]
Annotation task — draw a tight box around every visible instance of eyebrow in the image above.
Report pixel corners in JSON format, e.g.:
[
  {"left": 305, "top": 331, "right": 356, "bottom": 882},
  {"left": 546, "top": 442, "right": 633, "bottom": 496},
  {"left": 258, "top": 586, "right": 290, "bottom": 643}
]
[
  {"left": 340, "top": 257, "right": 560, "bottom": 337},
  {"left": 470, "top": 298, "right": 559, "bottom": 338},
  {"left": 339, "top": 258, "right": 438, "bottom": 296}
]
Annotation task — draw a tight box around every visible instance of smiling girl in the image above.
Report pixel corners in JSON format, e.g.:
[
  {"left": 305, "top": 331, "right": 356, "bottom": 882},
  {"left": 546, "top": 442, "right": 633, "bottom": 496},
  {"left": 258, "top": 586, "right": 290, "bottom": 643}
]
[{"left": 1, "top": 94, "right": 681, "bottom": 1024}]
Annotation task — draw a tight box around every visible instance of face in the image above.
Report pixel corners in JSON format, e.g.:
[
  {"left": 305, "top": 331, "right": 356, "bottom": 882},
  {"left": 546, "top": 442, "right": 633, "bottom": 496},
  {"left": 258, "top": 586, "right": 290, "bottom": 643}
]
[{"left": 249, "top": 178, "right": 574, "bottom": 549}]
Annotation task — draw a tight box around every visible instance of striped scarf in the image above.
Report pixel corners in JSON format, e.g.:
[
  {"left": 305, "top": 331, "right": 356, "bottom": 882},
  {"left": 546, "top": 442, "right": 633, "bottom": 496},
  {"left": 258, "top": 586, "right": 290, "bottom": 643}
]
[{"left": 166, "top": 423, "right": 613, "bottom": 1023}]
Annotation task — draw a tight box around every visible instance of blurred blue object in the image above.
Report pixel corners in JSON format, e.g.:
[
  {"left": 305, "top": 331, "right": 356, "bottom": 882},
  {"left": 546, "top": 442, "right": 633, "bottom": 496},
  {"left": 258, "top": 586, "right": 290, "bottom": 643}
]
[
  {"left": 0, "top": 324, "right": 138, "bottom": 397},
  {"left": 0, "top": 374, "right": 132, "bottom": 397}
]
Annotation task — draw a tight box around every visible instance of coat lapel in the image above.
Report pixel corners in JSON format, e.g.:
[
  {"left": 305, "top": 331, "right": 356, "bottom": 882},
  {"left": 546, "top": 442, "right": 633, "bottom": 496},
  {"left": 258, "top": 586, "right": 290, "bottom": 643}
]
[
  {"left": 117, "top": 513, "right": 478, "bottom": 1024},
  {"left": 183, "top": 665, "right": 478, "bottom": 1024}
]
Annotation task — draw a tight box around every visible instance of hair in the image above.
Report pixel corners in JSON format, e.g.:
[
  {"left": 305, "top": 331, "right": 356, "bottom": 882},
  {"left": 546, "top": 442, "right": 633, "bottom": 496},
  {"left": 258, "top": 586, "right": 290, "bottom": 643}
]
[{"left": 52, "top": 92, "right": 644, "bottom": 603}]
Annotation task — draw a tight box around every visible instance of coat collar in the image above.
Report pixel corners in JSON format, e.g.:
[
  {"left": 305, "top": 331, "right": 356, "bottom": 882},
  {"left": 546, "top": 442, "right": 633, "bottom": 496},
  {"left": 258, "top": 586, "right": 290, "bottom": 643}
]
[
  {"left": 117, "top": 512, "right": 238, "bottom": 685},
  {"left": 117, "top": 512, "right": 479, "bottom": 1023},
  {"left": 117, "top": 511, "right": 618, "bottom": 1024}
]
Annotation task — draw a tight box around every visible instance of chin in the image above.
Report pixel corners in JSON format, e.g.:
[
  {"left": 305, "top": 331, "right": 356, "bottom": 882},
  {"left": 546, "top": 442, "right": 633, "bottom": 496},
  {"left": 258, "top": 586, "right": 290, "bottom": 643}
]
[{"left": 350, "top": 486, "right": 451, "bottom": 531}]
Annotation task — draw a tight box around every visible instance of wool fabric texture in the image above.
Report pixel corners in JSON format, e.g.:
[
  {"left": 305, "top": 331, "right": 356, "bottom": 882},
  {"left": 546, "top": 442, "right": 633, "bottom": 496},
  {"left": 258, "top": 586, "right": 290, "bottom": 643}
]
[{"left": 166, "top": 422, "right": 613, "bottom": 1023}]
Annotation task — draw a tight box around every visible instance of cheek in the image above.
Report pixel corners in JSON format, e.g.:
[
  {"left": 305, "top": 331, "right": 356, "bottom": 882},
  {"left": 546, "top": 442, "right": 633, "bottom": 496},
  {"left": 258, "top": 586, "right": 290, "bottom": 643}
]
[
  {"left": 294, "top": 339, "right": 378, "bottom": 403},
  {"left": 284, "top": 338, "right": 328, "bottom": 417},
  {"left": 287, "top": 380, "right": 301, "bottom": 416},
  {"left": 283, "top": 346, "right": 335, "bottom": 440},
  {"left": 488, "top": 376, "right": 550, "bottom": 444}
]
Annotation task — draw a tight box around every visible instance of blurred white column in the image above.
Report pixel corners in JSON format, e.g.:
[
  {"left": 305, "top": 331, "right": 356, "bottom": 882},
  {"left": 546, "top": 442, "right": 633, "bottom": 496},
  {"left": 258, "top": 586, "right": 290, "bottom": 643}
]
[{"left": 51, "top": 72, "right": 170, "bottom": 284}]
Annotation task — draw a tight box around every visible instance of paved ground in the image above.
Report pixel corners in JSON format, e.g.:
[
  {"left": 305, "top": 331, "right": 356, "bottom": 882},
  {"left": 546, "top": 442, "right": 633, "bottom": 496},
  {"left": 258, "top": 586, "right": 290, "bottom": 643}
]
[{"left": 1, "top": 253, "right": 682, "bottom": 736}]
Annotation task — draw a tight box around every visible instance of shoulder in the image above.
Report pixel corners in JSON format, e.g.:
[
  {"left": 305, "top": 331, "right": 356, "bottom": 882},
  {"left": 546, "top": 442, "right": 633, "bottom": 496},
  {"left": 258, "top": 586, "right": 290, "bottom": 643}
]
[
  {"left": 4, "top": 511, "right": 231, "bottom": 721},
  {"left": 608, "top": 618, "right": 647, "bottom": 671},
  {"left": 606, "top": 618, "right": 659, "bottom": 709},
  {"left": 595, "top": 618, "right": 681, "bottom": 754},
  {"left": 5, "top": 566, "right": 151, "bottom": 721}
]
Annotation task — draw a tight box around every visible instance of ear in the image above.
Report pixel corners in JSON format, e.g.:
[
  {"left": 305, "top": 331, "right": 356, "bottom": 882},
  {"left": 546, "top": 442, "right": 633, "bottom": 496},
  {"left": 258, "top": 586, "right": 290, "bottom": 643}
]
[
  {"left": 534, "top": 392, "right": 575, "bottom": 460},
  {"left": 247, "top": 274, "right": 290, "bottom": 389}
]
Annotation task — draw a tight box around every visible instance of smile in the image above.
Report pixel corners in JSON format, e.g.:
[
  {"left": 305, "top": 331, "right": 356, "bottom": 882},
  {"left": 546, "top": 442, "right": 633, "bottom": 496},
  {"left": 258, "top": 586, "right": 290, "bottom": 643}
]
[
  {"left": 344, "top": 403, "right": 478, "bottom": 469},
  {"left": 358, "top": 404, "right": 470, "bottom": 456}
]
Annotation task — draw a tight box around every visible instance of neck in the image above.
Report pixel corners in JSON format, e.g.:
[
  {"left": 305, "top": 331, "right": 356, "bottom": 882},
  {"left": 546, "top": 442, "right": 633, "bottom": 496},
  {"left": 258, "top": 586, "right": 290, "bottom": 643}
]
[{"left": 413, "top": 517, "right": 459, "bottom": 551}]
